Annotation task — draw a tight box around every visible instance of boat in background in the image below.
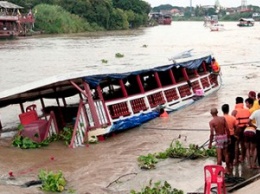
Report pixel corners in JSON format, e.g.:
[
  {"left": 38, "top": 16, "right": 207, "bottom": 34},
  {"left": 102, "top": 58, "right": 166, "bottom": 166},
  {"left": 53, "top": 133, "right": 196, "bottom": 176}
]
[
  {"left": 0, "top": 1, "right": 35, "bottom": 39},
  {"left": 210, "top": 23, "right": 225, "bottom": 31},
  {"left": 149, "top": 12, "right": 172, "bottom": 25},
  {"left": 158, "top": 14, "right": 172, "bottom": 25},
  {"left": 204, "top": 15, "right": 218, "bottom": 27},
  {"left": 0, "top": 50, "right": 221, "bottom": 148},
  {"left": 237, "top": 18, "right": 255, "bottom": 27}
]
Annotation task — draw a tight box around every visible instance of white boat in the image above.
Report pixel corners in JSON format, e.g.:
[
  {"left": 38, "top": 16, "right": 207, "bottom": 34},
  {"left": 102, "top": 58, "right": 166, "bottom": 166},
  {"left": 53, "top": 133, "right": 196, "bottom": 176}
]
[
  {"left": 0, "top": 50, "right": 222, "bottom": 148},
  {"left": 210, "top": 23, "right": 225, "bottom": 31},
  {"left": 237, "top": 18, "right": 255, "bottom": 27}
]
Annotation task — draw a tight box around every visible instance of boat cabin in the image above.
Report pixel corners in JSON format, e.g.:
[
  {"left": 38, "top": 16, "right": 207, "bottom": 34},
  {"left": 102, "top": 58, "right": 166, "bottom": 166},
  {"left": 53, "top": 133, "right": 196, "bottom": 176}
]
[{"left": 237, "top": 18, "right": 255, "bottom": 27}]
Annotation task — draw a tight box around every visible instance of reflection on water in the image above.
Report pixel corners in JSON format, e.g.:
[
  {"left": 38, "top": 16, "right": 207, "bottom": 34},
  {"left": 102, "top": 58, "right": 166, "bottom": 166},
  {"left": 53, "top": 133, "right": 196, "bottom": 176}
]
[{"left": 0, "top": 22, "right": 260, "bottom": 193}]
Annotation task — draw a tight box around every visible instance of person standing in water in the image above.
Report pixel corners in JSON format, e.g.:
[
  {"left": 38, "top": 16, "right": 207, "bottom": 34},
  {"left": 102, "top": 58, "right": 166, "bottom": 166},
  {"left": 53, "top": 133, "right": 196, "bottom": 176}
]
[
  {"left": 209, "top": 108, "right": 231, "bottom": 174},
  {"left": 211, "top": 58, "right": 220, "bottom": 74}
]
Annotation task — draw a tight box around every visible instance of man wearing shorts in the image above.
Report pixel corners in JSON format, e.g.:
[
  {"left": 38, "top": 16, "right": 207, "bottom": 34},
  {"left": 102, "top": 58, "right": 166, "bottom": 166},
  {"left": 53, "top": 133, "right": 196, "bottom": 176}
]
[{"left": 209, "top": 108, "right": 231, "bottom": 174}]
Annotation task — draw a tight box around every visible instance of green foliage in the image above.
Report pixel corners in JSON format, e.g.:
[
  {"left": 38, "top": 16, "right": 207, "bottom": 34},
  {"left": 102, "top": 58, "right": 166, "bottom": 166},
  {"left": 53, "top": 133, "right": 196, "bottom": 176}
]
[
  {"left": 167, "top": 140, "right": 188, "bottom": 158},
  {"left": 12, "top": 124, "right": 75, "bottom": 148},
  {"left": 138, "top": 154, "right": 158, "bottom": 170},
  {"left": 137, "top": 140, "right": 217, "bottom": 169},
  {"left": 10, "top": 0, "right": 150, "bottom": 32},
  {"left": 115, "top": 53, "right": 124, "bottom": 58},
  {"left": 109, "top": 8, "right": 129, "bottom": 30},
  {"left": 38, "top": 169, "right": 67, "bottom": 192},
  {"left": 130, "top": 180, "right": 184, "bottom": 194},
  {"left": 59, "top": 126, "right": 74, "bottom": 145},
  {"left": 221, "top": 12, "right": 253, "bottom": 21},
  {"left": 101, "top": 59, "right": 108, "bottom": 63},
  {"left": 33, "top": 4, "right": 94, "bottom": 34},
  {"left": 12, "top": 132, "right": 58, "bottom": 149},
  {"left": 155, "top": 151, "right": 168, "bottom": 159}
]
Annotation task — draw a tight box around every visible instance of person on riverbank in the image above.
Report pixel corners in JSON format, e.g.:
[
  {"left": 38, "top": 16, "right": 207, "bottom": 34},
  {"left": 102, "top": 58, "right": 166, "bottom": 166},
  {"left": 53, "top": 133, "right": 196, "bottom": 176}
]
[
  {"left": 248, "top": 91, "right": 260, "bottom": 110},
  {"left": 222, "top": 104, "right": 237, "bottom": 170},
  {"left": 232, "top": 97, "right": 250, "bottom": 165},
  {"left": 248, "top": 102, "right": 260, "bottom": 168},
  {"left": 209, "top": 108, "right": 231, "bottom": 174},
  {"left": 244, "top": 98, "right": 258, "bottom": 169}
]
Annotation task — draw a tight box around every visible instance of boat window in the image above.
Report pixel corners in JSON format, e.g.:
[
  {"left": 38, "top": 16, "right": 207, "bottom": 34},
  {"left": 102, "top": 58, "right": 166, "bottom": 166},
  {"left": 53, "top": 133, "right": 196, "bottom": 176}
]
[
  {"left": 197, "top": 63, "right": 205, "bottom": 74},
  {"left": 125, "top": 75, "right": 141, "bottom": 95},
  {"left": 140, "top": 72, "right": 158, "bottom": 91},
  {"left": 158, "top": 71, "right": 172, "bottom": 86},
  {"left": 186, "top": 68, "right": 196, "bottom": 79},
  {"left": 171, "top": 66, "right": 184, "bottom": 83},
  {"left": 101, "top": 79, "right": 124, "bottom": 101}
]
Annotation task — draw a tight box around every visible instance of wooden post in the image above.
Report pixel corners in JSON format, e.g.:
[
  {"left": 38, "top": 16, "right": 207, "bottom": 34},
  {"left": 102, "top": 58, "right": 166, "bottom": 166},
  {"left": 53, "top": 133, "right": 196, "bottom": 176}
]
[
  {"left": 168, "top": 69, "right": 176, "bottom": 84},
  {"left": 0, "top": 119, "right": 2, "bottom": 130},
  {"left": 83, "top": 82, "right": 101, "bottom": 128},
  {"left": 19, "top": 103, "right": 25, "bottom": 113},
  {"left": 154, "top": 72, "right": 162, "bottom": 88},
  {"left": 136, "top": 75, "right": 145, "bottom": 93},
  {"left": 202, "top": 61, "right": 207, "bottom": 72},
  {"left": 119, "top": 79, "right": 128, "bottom": 97},
  {"left": 194, "top": 69, "right": 199, "bottom": 77},
  {"left": 181, "top": 68, "right": 189, "bottom": 81}
]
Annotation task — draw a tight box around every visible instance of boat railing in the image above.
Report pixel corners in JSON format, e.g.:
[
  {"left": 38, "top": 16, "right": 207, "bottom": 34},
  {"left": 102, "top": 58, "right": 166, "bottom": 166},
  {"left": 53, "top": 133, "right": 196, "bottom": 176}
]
[
  {"left": 0, "top": 15, "right": 18, "bottom": 20},
  {"left": 103, "top": 72, "right": 217, "bottom": 121},
  {"left": 18, "top": 14, "right": 35, "bottom": 24},
  {"left": 94, "top": 100, "right": 109, "bottom": 126},
  {"left": 69, "top": 100, "right": 89, "bottom": 148},
  {"left": 44, "top": 111, "right": 59, "bottom": 139}
]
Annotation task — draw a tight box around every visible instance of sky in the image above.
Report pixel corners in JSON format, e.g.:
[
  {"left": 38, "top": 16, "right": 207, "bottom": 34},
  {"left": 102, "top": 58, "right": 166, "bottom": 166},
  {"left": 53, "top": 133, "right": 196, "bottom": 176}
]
[{"left": 145, "top": 0, "right": 260, "bottom": 8}]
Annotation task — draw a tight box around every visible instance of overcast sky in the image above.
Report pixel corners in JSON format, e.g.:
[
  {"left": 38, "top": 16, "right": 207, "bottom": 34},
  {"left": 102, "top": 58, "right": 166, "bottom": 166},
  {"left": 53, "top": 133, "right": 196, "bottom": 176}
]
[{"left": 145, "top": 0, "right": 260, "bottom": 8}]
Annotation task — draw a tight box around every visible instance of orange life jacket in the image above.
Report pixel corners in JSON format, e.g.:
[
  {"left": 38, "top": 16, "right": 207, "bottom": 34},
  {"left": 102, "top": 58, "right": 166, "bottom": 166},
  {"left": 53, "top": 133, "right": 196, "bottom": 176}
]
[
  {"left": 234, "top": 103, "right": 250, "bottom": 127},
  {"left": 160, "top": 110, "right": 169, "bottom": 118},
  {"left": 212, "top": 61, "right": 220, "bottom": 73}
]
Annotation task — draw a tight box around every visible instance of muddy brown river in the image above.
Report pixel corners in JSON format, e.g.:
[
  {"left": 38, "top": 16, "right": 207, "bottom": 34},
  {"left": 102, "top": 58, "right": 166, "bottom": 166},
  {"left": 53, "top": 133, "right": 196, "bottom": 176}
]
[{"left": 0, "top": 22, "right": 260, "bottom": 194}]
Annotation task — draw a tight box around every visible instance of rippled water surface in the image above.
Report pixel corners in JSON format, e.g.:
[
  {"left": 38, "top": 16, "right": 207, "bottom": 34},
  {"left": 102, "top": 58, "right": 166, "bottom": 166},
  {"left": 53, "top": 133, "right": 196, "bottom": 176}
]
[{"left": 0, "top": 21, "right": 260, "bottom": 194}]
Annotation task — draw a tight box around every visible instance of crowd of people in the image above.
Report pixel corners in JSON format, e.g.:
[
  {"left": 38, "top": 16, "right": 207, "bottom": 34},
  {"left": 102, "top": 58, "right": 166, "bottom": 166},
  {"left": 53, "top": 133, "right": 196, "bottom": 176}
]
[{"left": 208, "top": 91, "right": 260, "bottom": 174}]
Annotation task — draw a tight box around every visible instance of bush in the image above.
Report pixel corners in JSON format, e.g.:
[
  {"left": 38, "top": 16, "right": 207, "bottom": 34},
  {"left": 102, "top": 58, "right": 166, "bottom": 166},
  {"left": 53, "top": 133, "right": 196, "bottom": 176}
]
[{"left": 33, "top": 4, "right": 94, "bottom": 34}]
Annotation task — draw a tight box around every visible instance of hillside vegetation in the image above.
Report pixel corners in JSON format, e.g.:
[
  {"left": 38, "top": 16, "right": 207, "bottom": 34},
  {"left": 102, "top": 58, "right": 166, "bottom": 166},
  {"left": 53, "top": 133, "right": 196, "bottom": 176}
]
[{"left": 9, "top": 0, "right": 151, "bottom": 33}]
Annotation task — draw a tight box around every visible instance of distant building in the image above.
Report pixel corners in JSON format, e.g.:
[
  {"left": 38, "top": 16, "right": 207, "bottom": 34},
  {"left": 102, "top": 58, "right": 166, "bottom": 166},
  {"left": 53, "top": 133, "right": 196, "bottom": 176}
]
[
  {"left": 225, "top": 8, "right": 237, "bottom": 15},
  {"left": 170, "top": 8, "right": 184, "bottom": 16}
]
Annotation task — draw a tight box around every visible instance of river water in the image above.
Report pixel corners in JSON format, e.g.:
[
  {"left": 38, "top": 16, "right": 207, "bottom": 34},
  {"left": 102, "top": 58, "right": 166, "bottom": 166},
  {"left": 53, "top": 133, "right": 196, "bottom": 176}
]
[{"left": 0, "top": 22, "right": 260, "bottom": 194}]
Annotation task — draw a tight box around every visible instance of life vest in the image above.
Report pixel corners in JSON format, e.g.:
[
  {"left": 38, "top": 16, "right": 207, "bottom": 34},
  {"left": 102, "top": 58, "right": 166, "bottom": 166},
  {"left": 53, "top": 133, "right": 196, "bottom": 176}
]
[
  {"left": 234, "top": 103, "right": 251, "bottom": 127},
  {"left": 212, "top": 61, "right": 220, "bottom": 73},
  {"left": 160, "top": 110, "right": 169, "bottom": 118}
]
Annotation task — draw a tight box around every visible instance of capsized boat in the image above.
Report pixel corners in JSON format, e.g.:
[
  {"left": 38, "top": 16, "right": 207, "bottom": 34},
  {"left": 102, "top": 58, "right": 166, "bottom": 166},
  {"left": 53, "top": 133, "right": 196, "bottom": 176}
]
[{"left": 0, "top": 50, "right": 221, "bottom": 148}]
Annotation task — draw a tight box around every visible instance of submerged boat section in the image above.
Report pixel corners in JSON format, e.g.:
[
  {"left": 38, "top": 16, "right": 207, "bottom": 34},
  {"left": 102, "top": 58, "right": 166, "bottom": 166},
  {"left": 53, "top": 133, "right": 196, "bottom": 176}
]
[{"left": 0, "top": 50, "right": 221, "bottom": 148}]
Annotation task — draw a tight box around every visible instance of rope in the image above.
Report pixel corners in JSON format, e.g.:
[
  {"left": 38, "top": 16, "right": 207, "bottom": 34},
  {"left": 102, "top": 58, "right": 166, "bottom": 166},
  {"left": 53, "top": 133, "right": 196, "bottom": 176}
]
[
  {"left": 221, "top": 61, "right": 260, "bottom": 66},
  {"left": 106, "top": 172, "right": 137, "bottom": 188},
  {"left": 143, "top": 127, "right": 209, "bottom": 131}
]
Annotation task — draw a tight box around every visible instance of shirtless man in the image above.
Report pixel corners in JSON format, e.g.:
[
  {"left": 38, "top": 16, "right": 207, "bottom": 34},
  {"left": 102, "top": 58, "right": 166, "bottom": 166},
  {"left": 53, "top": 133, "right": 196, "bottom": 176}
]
[{"left": 208, "top": 108, "right": 231, "bottom": 174}]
